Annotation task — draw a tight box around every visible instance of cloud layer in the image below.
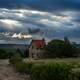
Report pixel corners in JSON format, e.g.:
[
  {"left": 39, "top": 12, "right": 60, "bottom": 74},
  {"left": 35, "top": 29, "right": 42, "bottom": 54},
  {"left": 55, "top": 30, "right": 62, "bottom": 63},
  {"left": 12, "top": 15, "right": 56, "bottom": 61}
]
[
  {"left": 0, "top": 0, "right": 80, "bottom": 11},
  {"left": 0, "top": 8, "right": 79, "bottom": 42},
  {"left": 0, "top": 0, "right": 80, "bottom": 42}
]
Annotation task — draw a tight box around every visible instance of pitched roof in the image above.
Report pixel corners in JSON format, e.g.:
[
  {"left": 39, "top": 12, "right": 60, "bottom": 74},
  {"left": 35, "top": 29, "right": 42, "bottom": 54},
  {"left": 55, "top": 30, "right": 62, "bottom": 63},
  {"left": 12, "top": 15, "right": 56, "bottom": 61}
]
[{"left": 31, "top": 39, "right": 46, "bottom": 48}]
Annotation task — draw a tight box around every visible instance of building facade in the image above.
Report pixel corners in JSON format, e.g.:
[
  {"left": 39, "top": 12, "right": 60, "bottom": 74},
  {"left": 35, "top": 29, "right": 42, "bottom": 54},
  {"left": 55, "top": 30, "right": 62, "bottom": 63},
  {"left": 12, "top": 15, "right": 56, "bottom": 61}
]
[{"left": 29, "top": 39, "right": 46, "bottom": 59}]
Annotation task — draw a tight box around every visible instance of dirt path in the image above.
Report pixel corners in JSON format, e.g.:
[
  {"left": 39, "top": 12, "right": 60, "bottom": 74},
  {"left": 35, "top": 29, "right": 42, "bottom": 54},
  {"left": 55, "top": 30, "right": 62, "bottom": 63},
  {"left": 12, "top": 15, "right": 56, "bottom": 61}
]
[{"left": 0, "top": 60, "right": 28, "bottom": 80}]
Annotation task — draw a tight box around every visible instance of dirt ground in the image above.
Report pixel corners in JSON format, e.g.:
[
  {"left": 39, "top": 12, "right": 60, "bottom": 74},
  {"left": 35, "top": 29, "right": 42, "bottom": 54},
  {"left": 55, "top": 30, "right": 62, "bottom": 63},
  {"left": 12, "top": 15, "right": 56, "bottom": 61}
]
[{"left": 0, "top": 60, "right": 28, "bottom": 80}]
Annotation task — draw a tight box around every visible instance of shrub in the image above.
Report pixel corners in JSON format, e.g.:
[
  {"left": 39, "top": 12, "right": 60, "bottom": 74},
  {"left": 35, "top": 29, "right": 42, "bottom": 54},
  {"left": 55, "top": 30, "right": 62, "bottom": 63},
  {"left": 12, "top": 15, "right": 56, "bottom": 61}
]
[
  {"left": 72, "top": 70, "right": 80, "bottom": 80},
  {"left": 15, "top": 62, "right": 33, "bottom": 74},
  {"left": 31, "top": 63, "right": 73, "bottom": 80},
  {"left": 9, "top": 52, "right": 33, "bottom": 74},
  {"left": 0, "top": 49, "right": 10, "bottom": 59},
  {"left": 9, "top": 52, "right": 23, "bottom": 65}
]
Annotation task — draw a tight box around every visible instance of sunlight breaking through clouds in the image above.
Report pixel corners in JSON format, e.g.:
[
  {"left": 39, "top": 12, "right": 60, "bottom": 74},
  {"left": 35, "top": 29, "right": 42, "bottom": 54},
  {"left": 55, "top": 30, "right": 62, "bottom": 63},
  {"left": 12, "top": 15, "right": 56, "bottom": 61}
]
[
  {"left": 0, "top": 8, "right": 80, "bottom": 41},
  {"left": 0, "top": 19, "right": 22, "bottom": 30}
]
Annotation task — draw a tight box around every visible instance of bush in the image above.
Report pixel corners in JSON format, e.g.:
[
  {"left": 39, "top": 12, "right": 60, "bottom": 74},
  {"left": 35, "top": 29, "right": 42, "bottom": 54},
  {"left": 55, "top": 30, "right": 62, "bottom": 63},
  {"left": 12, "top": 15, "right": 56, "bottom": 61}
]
[
  {"left": 9, "top": 52, "right": 23, "bottom": 65},
  {"left": 9, "top": 52, "right": 33, "bottom": 74},
  {"left": 31, "top": 63, "right": 73, "bottom": 80},
  {"left": 72, "top": 70, "right": 80, "bottom": 80},
  {"left": 0, "top": 49, "right": 13, "bottom": 59},
  {"left": 15, "top": 62, "right": 33, "bottom": 74}
]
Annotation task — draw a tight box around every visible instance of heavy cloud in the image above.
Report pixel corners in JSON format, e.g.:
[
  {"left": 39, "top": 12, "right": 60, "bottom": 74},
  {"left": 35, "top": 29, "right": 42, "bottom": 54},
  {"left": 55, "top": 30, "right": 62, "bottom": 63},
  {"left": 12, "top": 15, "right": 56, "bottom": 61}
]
[
  {"left": 0, "top": 8, "right": 79, "bottom": 42},
  {"left": 0, "top": 0, "right": 80, "bottom": 42}
]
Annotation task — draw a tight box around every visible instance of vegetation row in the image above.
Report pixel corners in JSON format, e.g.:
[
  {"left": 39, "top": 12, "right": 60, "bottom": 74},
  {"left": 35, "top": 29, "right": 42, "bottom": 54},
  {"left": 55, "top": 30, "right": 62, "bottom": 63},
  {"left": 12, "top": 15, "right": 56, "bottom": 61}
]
[{"left": 9, "top": 53, "right": 80, "bottom": 80}]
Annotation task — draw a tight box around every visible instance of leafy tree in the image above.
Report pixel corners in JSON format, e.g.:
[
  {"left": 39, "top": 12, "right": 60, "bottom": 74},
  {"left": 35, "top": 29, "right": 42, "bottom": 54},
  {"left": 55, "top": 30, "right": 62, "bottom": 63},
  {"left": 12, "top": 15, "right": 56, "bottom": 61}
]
[
  {"left": 64, "top": 36, "right": 70, "bottom": 44},
  {"left": 16, "top": 48, "right": 24, "bottom": 57},
  {"left": 64, "top": 37, "right": 78, "bottom": 57},
  {"left": 44, "top": 40, "right": 65, "bottom": 58},
  {"left": 44, "top": 39, "right": 78, "bottom": 58},
  {"left": 0, "top": 49, "right": 13, "bottom": 59},
  {"left": 9, "top": 52, "right": 23, "bottom": 65}
]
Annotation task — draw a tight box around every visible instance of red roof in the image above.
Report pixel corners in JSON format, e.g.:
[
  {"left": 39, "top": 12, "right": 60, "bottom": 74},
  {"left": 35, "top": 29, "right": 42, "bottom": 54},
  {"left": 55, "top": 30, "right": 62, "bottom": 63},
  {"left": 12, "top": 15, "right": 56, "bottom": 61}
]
[{"left": 32, "top": 39, "right": 46, "bottom": 48}]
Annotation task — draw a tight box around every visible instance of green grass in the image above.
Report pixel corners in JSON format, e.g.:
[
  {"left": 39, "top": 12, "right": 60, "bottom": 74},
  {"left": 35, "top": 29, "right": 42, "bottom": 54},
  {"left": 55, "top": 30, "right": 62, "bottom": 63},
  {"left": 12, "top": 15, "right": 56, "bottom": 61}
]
[
  {"left": 24, "top": 58, "right": 80, "bottom": 71},
  {"left": 11, "top": 57, "right": 80, "bottom": 80},
  {"left": 24, "top": 58, "right": 80, "bottom": 63}
]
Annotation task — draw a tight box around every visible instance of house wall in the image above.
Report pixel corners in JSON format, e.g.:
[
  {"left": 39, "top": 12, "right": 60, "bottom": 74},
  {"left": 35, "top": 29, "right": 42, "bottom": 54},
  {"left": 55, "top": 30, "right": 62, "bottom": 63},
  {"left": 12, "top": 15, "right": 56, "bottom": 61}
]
[{"left": 29, "top": 43, "right": 43, "bottom": 59}]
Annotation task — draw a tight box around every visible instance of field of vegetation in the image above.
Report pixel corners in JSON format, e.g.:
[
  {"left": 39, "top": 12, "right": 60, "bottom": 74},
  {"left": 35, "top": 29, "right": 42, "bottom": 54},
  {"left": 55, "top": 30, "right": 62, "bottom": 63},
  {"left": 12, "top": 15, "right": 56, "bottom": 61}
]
[
  {"left": 25, "top": 58, "right": 80, "bottom": 64},
  {"left": 9, "top": 52, "right": 80, "bottom": 80},
  {"left": 25, "top": 58, "right": 80, "bottom": 72}
]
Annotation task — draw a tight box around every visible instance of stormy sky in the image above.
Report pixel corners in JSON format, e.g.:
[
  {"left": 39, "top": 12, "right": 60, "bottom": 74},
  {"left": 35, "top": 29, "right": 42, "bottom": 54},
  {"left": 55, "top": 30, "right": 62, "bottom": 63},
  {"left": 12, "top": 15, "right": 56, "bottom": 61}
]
[{"left": 0, "top": 0, "right": 80, "bottom": 42}]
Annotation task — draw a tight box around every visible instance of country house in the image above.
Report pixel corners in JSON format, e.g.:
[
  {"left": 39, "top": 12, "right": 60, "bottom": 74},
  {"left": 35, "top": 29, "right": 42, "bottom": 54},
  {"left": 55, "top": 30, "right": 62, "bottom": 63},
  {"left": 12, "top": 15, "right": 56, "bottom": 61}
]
[{"left": 29, "top": 39, "right": 46, "bottom": 59}]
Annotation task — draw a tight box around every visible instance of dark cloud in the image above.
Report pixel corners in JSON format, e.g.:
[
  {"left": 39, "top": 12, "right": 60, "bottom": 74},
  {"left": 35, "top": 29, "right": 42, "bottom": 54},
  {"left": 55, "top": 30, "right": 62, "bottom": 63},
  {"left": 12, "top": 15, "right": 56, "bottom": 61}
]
[
  {"left": 0, "top": 0, "right": 80, "bottom": 42},
  {"left": 0, "top": 9, "right": 79, "bottom": 40},
  {"left": 0, "top": 0, "right": 80, "bottom": 11}
]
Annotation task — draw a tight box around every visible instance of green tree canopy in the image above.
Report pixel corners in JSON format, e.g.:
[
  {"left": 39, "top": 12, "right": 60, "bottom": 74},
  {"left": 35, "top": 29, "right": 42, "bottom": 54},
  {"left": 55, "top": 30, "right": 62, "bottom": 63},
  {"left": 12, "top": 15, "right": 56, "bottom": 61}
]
[{"left": 44, "top": 39, "right": 78, "bottom": 58}]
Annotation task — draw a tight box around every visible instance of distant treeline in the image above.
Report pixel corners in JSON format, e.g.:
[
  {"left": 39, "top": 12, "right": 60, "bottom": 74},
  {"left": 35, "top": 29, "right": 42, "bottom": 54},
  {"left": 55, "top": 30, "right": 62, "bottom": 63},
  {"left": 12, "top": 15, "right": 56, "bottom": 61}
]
[{"left": 0, "top": 48, "right": 29, "bottom": 59}]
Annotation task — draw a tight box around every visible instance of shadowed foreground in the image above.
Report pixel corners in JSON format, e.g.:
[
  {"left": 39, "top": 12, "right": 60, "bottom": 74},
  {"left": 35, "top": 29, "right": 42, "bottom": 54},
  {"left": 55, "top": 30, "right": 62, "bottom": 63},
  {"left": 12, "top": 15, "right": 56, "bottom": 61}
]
[{"left": 0, "top": 60, "right": 27, "bottom": 80}]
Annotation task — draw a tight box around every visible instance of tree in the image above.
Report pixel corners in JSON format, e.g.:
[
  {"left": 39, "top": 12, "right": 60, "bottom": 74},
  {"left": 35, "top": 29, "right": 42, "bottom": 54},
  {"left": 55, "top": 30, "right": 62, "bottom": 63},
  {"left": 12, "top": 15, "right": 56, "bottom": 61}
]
[
  {"left": 44, "top": 40, "right": 65, "bottom": 58},
  {"left": 16, "top": 48, "right": 23, "bottom": 57},
  {"left": 64, "top": 37, "right": 70, "bottom": 44},
  {"left": 0, "top": 49, "right": 7, "bottom": 59},
  {"left": 9, "top": 52, "right": 23, "bottom": 65},
  {"left": 64, "top": 37, "right": 78, "bottom": 57},
  {"left": 44, "top": 39, "right": 78, "bottom": 58}
]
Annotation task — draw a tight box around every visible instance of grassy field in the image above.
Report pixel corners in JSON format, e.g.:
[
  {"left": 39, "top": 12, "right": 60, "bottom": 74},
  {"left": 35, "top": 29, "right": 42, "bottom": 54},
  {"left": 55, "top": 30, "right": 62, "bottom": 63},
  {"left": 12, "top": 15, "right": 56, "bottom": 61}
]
[
  {"left": 24, "top": 58, "right": 80, "bottom": 72},
  {"left": 24, "top": 58, "right": 80, "bottom": 64}
]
